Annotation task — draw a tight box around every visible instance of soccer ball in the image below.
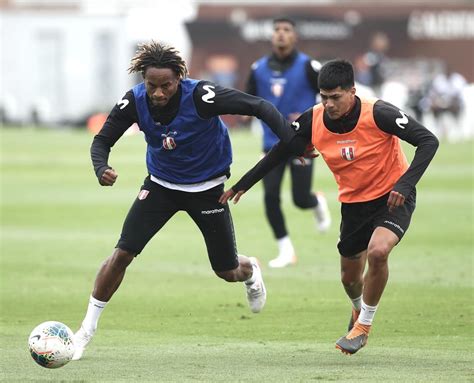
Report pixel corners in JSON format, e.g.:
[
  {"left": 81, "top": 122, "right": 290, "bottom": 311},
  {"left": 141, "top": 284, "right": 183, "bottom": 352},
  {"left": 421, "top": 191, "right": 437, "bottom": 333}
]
[{"left": 28, "top": 321, "right": 75, "bottom": 368}]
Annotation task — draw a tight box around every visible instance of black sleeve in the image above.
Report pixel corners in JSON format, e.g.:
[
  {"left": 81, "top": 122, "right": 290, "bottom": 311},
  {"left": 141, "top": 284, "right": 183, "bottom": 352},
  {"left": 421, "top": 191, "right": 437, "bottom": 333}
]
[
  {"left": 232, "top": 141, "right": 293, "bottom": 192},
  {"left": 245, "top": 67, "right": 257, "bottom": 95},
  {"left": 90, "top": 90, "right": 138, "bottom": 180},
  {"left": 305, "top": 59, "right": 321, "bottom": 94},
  {"left": 232, "top": 108, "right": 314, "bottom": 191},
  {"left": 373, "top": 100, "right": 439, "bottom": 197},
  {"left": 285, "top": 107, "right": 314, "bottom": 155},
  {"left": 193, "top": 80, "right": 295, "bottom": 144}
]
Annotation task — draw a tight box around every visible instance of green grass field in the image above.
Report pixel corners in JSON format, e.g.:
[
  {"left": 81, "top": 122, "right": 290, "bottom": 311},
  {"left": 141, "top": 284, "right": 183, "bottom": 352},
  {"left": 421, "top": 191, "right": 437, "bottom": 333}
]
[{"left": 1, "top": 127, "right": 473, "bottom": 382}]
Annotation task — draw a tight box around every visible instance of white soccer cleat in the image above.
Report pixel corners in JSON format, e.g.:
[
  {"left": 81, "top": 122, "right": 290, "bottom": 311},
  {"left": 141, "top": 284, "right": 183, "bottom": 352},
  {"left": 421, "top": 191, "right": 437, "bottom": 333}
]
[
  {"left": 245, "top": 257, "right": 267, "bottom": 313},
  {"left": 71, "top": 326, "right": 94, "bottom": 361},
  {"left": 268, "top": 251, "right": 297, "bottom": 268},
  {"left": 314, "top": 192, "right": 331, "bottom": 233}
]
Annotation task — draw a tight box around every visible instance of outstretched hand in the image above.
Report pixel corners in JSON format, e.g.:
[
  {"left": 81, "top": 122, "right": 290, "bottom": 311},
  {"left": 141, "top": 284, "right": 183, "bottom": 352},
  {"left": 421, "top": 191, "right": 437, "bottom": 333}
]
[
  {"left": 219, "top": 188, "right": 246, "bottom": 205},
  {"left": 387, "top": 190, "right": 405, "bottom": 213}
]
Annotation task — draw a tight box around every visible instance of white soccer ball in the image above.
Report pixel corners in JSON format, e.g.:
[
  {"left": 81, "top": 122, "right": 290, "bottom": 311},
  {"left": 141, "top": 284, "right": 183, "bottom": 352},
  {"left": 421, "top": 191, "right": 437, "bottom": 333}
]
[{"left": 28, "top": 321, "right": 75, "bottom": 368}]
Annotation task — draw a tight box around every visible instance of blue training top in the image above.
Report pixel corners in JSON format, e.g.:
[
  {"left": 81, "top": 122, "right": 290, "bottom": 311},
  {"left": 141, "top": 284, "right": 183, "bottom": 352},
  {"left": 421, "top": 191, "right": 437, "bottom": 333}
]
[
  {"left": 253, "top": 52, "right": 317, "bottom": 151},
  {"left": 132, "top": 78, "right": 232, "bottom": 184}
]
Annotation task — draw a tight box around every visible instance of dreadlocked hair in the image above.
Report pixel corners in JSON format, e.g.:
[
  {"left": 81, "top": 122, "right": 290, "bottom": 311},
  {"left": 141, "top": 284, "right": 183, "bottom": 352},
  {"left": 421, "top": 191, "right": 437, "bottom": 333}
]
[{"left": 128, "top": 40, "right": 188, "bottom": 79}]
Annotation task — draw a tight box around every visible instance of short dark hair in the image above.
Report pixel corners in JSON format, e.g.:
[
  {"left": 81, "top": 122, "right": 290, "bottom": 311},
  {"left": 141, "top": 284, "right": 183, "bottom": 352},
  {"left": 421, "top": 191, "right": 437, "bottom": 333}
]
[
  {"left": 128, "top": 40, "right": 188, "bottom": 79},
  {"left": 318, "top": 59, "right": 354, "bottom": 90},
  {"left": 273, "top": 16, "right": 296, "bottom": 27}
]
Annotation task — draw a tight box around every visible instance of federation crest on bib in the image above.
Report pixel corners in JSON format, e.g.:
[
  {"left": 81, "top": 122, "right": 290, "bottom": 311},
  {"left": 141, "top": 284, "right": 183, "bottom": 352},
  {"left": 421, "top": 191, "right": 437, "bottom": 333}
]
[
  {"left": 161, "top": 131, "right": 178, "bottom": 150},
  {"left": 270, "top": 77, "right": 286, "bottom": 98},
  {"left": 162, "top": 136, "right": 176, "bottom": 150},
  {"left": 341, "top": 147, "right": 355, "bottom": 161},
  {"left": 271, "top": 83, "right": 284, "bottom": 97}
]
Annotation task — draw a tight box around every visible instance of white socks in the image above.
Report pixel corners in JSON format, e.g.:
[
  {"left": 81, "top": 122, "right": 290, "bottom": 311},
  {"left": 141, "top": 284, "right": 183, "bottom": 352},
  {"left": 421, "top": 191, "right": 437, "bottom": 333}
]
[
  {"left": 245, "top": 266, "right": 257, "bottom": 285},
  {"left": 242, "top": 255, "right": 256, "bottom": 285},
  {"left": 81, "top": 295, "right": 108, "bottom": 334},
  {"left": 358, "top": 298, "right": 378, "bottom": 325},
  {"left": 277, "top": 236, "right": 294, "bottom": 257}
]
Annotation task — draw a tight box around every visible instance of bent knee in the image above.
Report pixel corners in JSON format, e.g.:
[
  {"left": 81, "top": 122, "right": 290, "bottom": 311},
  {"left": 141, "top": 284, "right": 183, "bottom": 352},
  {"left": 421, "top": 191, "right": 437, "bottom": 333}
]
[
  {"left": 292, "top": 189, "right": 316, "bottom": 209},
  {"left": 292, "top": 196, "right": 312, "bottom": 209},
  {"left": 340, "top": 272, "right": 361, "bottom": 288},
  {"left": 215, "top": 269, "right": 238, "bottom": 282},
  {"left": 367, "top": 245, "right": 390, "bottom": 265},
  {"left": 110, "top": 248, "right": 136, "bottom": 268}
]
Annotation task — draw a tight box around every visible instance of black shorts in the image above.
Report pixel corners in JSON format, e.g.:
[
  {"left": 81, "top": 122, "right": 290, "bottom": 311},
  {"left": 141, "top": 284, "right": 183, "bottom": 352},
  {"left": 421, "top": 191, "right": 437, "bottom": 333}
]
[
  {"left": 337, "top": 189, "right": 416, "bottom": 258},
  {"left": 116, "top": 176, "right": 239, "bottom": 272}
]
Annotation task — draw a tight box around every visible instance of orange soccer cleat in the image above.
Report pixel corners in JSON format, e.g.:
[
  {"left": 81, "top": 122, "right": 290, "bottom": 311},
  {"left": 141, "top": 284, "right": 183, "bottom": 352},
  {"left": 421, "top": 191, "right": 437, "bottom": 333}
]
[{"left": 336, "top": 320, "right": 371, "bottom": 355}]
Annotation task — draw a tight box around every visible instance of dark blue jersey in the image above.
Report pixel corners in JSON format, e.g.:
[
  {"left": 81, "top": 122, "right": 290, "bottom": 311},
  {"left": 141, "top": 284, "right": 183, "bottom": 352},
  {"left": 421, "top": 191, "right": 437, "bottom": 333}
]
[
  {"left": 132, "top": 78, "right": 232, "bottom": 184},
  {"left": 252, "top": 52, "right": 318, "bottom": 150}
]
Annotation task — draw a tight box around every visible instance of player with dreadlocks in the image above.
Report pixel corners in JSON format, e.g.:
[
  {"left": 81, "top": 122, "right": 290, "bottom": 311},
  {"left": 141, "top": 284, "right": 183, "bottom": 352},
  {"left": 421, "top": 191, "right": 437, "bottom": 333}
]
[{"left": 73, "top": 41, "right": 297, "bottom": 360}]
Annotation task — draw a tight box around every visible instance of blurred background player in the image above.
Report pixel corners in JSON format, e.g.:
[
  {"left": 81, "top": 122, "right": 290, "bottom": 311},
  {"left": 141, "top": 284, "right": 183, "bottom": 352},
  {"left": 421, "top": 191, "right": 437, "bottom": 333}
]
[
  {"left": 426, "top": 65, "right": 467, "bottom": 142},
  {"left": 362, "top": 31, "right": 390, "bottom": 97},
  {"left": 220, "top": 59, "right": 439, "bottom": 354},
  {"left": 245, "top": 16, "right": 331, "bottom": 268},
  {"left": 72, "top": 41, "right": 301, "bottom": 360}
]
